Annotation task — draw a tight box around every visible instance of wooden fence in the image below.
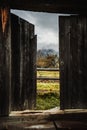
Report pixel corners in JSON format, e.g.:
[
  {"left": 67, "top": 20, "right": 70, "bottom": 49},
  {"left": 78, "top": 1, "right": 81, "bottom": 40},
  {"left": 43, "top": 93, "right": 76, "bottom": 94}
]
[{"left": 37, "top": 68, "right": 60, "bottom": 81}]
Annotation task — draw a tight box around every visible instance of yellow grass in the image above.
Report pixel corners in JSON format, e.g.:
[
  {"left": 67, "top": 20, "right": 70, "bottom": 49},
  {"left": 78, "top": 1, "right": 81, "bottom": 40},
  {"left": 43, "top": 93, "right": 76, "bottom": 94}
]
[
  {"left": 36, "top": 71, "right": 60, "bottom": 109},
  {"left": 37, "top": 71, "right": 60, "bottom": 78},
  {"left": 37, "top": 82, "right": 60, "bottom": 92},
  {"left": 37, "top": 70, "right": 60, "bottom": 92}
]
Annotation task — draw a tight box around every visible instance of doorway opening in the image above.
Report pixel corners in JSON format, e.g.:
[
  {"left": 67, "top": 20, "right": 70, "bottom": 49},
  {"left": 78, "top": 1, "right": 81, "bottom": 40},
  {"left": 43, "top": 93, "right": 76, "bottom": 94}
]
[{"left": 11, "top": 9, "right": 60, "bottom": 111}]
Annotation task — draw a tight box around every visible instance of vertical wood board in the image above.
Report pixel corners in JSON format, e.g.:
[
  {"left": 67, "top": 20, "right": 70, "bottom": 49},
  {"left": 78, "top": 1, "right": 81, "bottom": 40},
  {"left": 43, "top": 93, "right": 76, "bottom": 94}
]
[
  {"left": 0, "top": 7, "right": 11, "bottom": 116},
  {"left": 59, "top": 16, "right": 87, "bottom": 109}
]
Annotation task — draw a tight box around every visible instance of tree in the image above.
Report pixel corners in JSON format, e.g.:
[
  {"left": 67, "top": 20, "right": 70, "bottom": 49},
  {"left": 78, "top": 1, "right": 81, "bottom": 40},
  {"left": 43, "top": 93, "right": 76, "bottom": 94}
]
[
  {"left": 37, "top": 49, "right": 59, "bottom": 68},
  {"left": 45, "top": 54, "right": 59, "bottom": 68}
]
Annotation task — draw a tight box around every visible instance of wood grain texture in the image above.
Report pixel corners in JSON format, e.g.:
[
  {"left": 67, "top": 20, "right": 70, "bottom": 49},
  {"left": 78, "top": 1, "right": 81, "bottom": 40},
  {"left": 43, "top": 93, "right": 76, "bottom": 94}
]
[
  {"left": 59, "top": 16, "right": 87, "bottom": 109},
  {"left": 0, "top": 7, "right": 11, "bottom": 116}
]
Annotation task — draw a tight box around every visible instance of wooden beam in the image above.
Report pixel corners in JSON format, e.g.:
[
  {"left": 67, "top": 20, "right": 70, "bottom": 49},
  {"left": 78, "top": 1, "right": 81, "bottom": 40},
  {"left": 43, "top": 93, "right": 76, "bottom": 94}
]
[
  {"left": 0, "top": 6, "right": 11, "bottom": 116},
  {"left": 10, "top": 0, "right": 87, "bottom": 14}
]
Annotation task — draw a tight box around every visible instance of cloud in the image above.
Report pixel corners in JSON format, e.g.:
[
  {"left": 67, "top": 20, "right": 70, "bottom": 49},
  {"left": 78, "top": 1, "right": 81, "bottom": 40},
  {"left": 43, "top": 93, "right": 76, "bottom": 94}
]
[
  {"left": 37, "top": 26, "right": 58, "bottom": 51},
  {"left": 11, "top": 9, "right": 59, "bottom": 51}
]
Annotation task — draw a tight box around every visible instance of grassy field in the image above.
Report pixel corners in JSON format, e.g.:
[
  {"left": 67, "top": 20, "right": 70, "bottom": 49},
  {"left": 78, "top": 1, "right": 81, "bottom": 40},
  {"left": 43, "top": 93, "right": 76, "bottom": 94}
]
[
  {"left": 37, "top": 70, "right": 60, "bottom": 78},
  {"left": 36, "top": 70, "right": 60, "bottom": 110}
]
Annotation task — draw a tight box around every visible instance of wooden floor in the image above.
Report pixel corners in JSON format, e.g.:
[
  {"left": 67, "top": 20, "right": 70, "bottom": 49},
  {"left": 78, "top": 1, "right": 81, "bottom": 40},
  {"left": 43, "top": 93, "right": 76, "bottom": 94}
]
[{"left": 0, "top": 109, "right": 87, "bottom": 130}]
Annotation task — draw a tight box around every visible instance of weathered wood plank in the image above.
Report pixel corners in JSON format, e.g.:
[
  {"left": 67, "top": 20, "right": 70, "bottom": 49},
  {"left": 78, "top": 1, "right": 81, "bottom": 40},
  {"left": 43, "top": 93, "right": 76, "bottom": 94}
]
[
  {"left": 20, "top": 18, "right": 30, "bottom": 110},
  {"left": 11, "top": 14, "right": 37, "bottom": 110},
  {"left": 10, "top": 0, "right": 87, "bottom": 14},
  {"left": 11, "top": 14, "right": 21, "bottom": 110},
  {"left": 70, "top": 16, "right": 87, "bottom": 108},
  {"left": 70, "top": 16, "right": 80, "bottom": 108},
  {"left": 80, "top": 16, "right": 87, "bottom": 108},
  {"left": 59, "top": 16, "right": 87, "bottom": 109},
  {"left": 59, "top": 16, "right": 71, "bottom": 109},
  {"left": 28, "top": 34, "right": 37, "bottom": 109},
  {"left": 0, "top": 7, "right": 11, "bottom": 116}
]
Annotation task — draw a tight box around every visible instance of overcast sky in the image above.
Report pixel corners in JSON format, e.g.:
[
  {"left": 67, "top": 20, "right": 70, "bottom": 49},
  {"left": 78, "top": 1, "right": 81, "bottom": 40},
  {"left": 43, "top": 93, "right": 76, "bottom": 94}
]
[{"left": 11, "top": 10, "right": 59, "bottom": 52}]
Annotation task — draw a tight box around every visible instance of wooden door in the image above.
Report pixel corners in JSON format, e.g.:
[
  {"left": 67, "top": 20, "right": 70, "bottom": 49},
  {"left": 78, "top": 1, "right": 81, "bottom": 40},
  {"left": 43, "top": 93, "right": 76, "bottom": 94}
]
[
  {"left": 59, "top": 16, "right": 87, "bottom": 109},
  {"left": 11, "top": 14, "right": 37, "bottom": 110}
]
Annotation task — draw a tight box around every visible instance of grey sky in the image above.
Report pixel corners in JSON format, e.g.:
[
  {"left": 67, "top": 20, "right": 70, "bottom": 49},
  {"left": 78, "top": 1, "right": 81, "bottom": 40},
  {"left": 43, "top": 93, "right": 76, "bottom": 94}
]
[{"left": 11, "top": 10, "right": 59, "bottom": 52}]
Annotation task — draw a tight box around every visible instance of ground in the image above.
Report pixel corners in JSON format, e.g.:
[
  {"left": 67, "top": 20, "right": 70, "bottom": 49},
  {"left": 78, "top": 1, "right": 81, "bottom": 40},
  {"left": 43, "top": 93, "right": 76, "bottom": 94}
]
[{"left": 0, "top": 109, "right": 87, "bottom": 130}]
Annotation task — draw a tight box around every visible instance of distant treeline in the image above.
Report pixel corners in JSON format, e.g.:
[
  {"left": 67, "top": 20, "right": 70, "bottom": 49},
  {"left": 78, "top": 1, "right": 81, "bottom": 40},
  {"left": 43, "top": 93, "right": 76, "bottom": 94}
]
[{"left": 37, "top": 49, "right": 59, "bottom": 68}]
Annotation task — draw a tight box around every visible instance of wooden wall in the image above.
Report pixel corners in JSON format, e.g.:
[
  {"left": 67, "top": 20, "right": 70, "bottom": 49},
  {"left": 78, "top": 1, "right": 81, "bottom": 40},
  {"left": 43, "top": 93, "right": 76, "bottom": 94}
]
[{"left": 0, "top": 7, "right": 11, "bottom": 116}]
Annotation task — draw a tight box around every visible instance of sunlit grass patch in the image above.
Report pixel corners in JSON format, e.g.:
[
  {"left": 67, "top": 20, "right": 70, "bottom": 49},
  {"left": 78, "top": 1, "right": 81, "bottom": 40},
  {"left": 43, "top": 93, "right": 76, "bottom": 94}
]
[
  {"left": 36, "top": 82, "right": 60, "bottom": 110},
  {"left": 36, "top": 70, "right": 60, "bottom": 110},
  {"left": 37, "top": 82, "right": 60, "bottom": 91},
  {"left": 37, "top": 71, "right": 60, "bottom": 78},
  {"left": 36, "top": 92, "right": 60, "bottom": 110}
]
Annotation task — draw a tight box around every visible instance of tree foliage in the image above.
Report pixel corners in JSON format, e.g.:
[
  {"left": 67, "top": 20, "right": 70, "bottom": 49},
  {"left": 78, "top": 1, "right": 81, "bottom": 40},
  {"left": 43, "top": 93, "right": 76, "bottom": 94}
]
[{"left": 37, "top": 53, "right": 59, "bottom": 68}]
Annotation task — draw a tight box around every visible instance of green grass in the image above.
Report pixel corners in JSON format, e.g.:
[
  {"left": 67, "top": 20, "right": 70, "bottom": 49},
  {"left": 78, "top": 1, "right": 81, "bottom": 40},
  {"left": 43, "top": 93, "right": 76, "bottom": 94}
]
[
  {"left": 36, "top": 92, "right": 60, "bottom": 110},
  {"left": 37, "top": 82, "right": 60, "bottom": 92},
  {"left": 36, "top": 70, "right": 60, "bottom": 110}
]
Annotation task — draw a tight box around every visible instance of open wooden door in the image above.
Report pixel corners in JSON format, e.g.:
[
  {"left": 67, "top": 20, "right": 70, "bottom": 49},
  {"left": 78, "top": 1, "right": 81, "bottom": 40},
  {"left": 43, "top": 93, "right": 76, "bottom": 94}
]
[
  {"left": 11, "top": 14, "right": 37, "bottom": 110},
  {"left": 59, "top": 16, "right": 87, "bottom": 109}
]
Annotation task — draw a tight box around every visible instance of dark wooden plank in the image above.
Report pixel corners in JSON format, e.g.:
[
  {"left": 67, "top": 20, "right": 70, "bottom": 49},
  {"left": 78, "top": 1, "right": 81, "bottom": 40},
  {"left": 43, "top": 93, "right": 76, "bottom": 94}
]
[
  {"left": 75, "top": 16, "right": 85, "bottom": 108},
  {"left": 70, "top": 16, "right": 80, "bottom": 108},
  {"left": 19, "top": 20, "right": 37, "bottom": 110},
  {"left": 11, "top": 14, "right": 21, "bottom": 110},
  {"left": 59, "top": 16, "right": 71, "bottom": 109},
  {"left": 11, "top": 14, "right": 30, "bottom": 110},
  {"left": 19, "top": 19, "right": 30, "bottom": 110},
  {"left": 70, "top": 16, "right": 87, "bottom": 108},
  {"left": 10, "top": 0, "right": 87, "bottom": 14},
  {"left": 20, "top": 19, "right": 27, "bottom": 110},
  {"left": 0, "top": 7, "right": 11, "bottom": 116},
  {"left": 27, "top": 35, "right": 37, "bottom": 109},
  {"left": 80, "top": 16, "right": 87, "bottom": 108},
  {"left": 59, "top": 16, "right": 65, "bottom": 109},
  {"left": 59, "top": 15, "right": 87, "bottom": 109},
  {"left": 11, "top": 14, "right": 37, "bottom": 110}
]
